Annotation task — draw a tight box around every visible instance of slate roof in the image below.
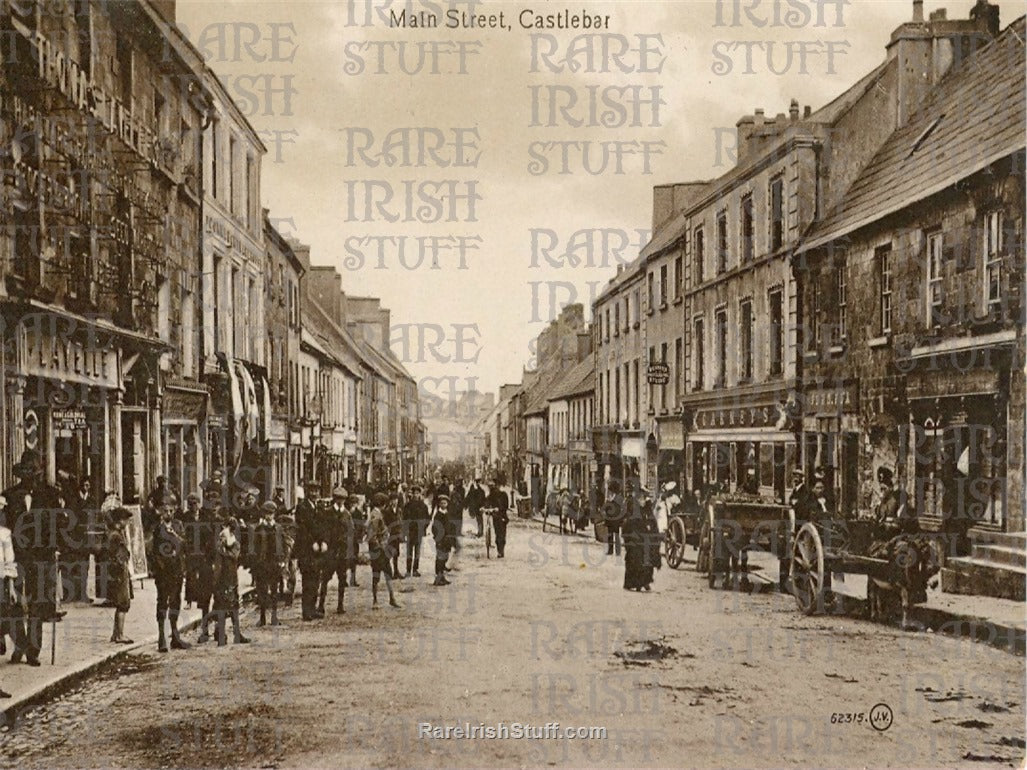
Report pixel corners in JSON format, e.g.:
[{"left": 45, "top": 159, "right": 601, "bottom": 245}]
[
  {"left": 636, "top": 59, "right": 895, "bottom": 264},
  {"left": 547, "top": 357, "right": 595, "bottom": 403},
  {"left": 799, "top": 17, "right": 1026, "bottom": 254}
]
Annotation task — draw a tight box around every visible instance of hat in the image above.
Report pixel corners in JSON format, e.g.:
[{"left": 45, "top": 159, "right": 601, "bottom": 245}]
[
  {"left": 791, "top": 469, "right": 805, "bottom": 479},
  {"left": 877, "top": 466, "right": 894, "bottom": 485},
  {"left": 332, "top": 486, "right": 348, "bottom": 499},
  {"left": 273, "top": 485, "right": 285, "bottom": 493},
  {"left": 12, "top": 449, "right": 43, "bottom": 478},
  {"left": 261, "top": 501, "right": 278, "bottom": 513},
  {"left": 372, "top": 492, "right": 389, "bottom": 508},
  {"left": 186, "top": 493, "right": 201, "bottom": 503},
  {"left": 437, "top": 494, "right": 450, "bottom": 504},
  {"left": 662, "top": 481, "right": 677, "bottom": 493},
  {"left": 200, "top": 478, "right": 222, "bottom": 493},
  {"left": 110, "top": 506, "right": 133, "bottom": 522}
]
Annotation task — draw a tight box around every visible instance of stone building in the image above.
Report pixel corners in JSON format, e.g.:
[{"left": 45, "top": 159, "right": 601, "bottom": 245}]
[
  {"left": 0, "top": 1, "right": 210, "bottom": 507},
  {"left": 198, "top": 48, "right": 268, "bottom": 497},
  {"left": 592, "top": 260, "right": 646, "bottom": 490},
  {"left": 263, "top": 212, "right": 304, "bottom": 505},
  {"left": 795, "top": 15, "right": 1022, "bottom": 556}
]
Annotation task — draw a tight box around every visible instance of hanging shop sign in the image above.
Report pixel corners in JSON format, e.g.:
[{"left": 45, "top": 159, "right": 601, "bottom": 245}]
[{"left": 646, "top": 362, "right": 670, "bottom": 385}]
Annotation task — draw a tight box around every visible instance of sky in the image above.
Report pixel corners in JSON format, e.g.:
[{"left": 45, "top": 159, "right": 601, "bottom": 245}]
[{"left": 175, "top": 0, "right": 984, "bottom": 398}]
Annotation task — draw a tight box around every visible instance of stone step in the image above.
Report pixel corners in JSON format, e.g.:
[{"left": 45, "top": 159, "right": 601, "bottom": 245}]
[
  {"left": 970, "top": 530, "right": 1027, "bottom": 550},
  {"left": 941, "top": 556, "right": 1026, "bottom": 602},
  {"left": 971, "top": 543, "right": 1026, "bottom": 568}
]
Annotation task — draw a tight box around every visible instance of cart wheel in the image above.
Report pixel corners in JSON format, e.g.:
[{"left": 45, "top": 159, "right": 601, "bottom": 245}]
[
  {"left": 667, "top": 517, "right": 686, "bottom": 569},
  {"left": 791, "top": 522, "right": 825, "bottom": 615}
]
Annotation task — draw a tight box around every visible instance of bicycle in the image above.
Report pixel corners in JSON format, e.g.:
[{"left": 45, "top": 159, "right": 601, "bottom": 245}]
[{"left": 482, "top": 507, "right": 497, "bottom": 559}]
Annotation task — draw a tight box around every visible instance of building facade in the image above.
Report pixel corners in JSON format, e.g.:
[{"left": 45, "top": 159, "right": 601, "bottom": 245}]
[
  {"left": 0, "top": 1, "right": 209, "bottom": 508},
  {"left": 796, "top": 14, "right": 1021, "bottom": 531},
  {"left": 199, "top": 55, "right": 268, "bottom": 497}
]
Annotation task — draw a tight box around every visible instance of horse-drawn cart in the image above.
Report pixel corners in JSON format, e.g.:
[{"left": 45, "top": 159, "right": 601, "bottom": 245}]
[
  {"left": 790, "top": 518, "right": 941, "bottom": 627},
  {"left": 673, "top": 494, "right": 795, "bottom": 591}
]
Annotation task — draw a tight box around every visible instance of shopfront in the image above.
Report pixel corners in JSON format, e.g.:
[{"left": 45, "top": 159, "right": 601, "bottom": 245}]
[
  {"left": 907, "top": 365, "right": 1011, "bottom": 532},
  {"left": 162, "top": 384, "right": 207, "bottom": 505},
  {"left": 801, "top": 380, "right": 861, "bottom": 518},
  {"left": 685, "top": 399, "right": 796, "bottom": 502}
]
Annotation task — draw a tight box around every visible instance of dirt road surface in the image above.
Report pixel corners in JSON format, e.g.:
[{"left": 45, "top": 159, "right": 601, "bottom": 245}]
[{"left": 1, "top": 519, "right": 1024, "bottom": 769}]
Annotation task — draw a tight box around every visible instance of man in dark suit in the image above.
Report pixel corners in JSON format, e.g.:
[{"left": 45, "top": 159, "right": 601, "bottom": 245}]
[
  {"left": 486, "top": 480, "right": 510, "bottom": 559},
  {"left": 402, "top": 485, "right": 429, "bottom": 577},
  {"left": 3, "top": 449, "right": 65, "bottom": 666},
  {"left": 465, "top": 478, "right": 486, "bottom": 537}
]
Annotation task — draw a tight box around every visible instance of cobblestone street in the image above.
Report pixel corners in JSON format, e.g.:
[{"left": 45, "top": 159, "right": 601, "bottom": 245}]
[{"left": 1, "top": 521, "right": 1023, "bottom": 769}]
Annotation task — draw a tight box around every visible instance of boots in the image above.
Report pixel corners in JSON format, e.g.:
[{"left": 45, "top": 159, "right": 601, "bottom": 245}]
[
  {"left": 258, "top": 608, "right": 267, "bottom": 627},
  {"left": 270, "top": 601, "right": 279, "bottom": 627},
  {"left": 336, "top": 586, "right": 345, "bottom": 615},
  {"left": 372, "top": 578, "right": 379, "bottom": 608},
  {"left": 169, "top": 611, "right": 191, "bottom": 650},
  {"left": 111, "top": 610, "right": 134, "bottom": 644},
  {"left": 385, "top": 576, "right": 400, "bottom": 608},
  {"left": 231, "top": 609, "right": 251, "bottom": 644},
  {"left": 157, "top": 612, "right": 168, "bottom": 653}
]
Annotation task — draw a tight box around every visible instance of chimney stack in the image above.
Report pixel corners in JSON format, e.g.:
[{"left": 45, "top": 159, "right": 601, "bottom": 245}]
[
  {"left": 929, "top": 8, "right": 947, "bottom": 21},
  {"left": 789, "top": 98, "right": 800, "bottom": 121},
  {"left": 913, "top": 0, "right": 924, "bottom": 22},
  {"left": 803, "top": 105, "right": 812, "bottom": 118},
  {"left": 754, "top": 108, "right": 765, "bottom": 127}
]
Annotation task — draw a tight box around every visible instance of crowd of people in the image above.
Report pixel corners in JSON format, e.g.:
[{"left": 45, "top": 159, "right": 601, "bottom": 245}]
[{"left": 0, "top": 453, "right": 516, "bottom": 698}]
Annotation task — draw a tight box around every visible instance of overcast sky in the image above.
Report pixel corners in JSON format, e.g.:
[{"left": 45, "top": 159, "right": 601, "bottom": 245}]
[{"left": 176, "top": 0, "right": 983, "bottom": 397}]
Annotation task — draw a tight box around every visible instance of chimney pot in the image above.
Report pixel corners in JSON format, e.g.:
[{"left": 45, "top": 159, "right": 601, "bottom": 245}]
[
  {"left": 913, "top": 0, "right": 924, "bottom": 22},
  {"left": 789, "top": 98, "right": 800, "bottom": 121},
  {"left": 803, "top": 105, "right": 812, "bottom": 118},
  {"left": 929, "top": 8, "right": 947, "bottom": 20}
]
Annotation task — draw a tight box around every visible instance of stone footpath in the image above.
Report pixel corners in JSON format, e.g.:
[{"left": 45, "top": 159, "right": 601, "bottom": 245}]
[{"left": 1, "top": 571, "right": 255, "bottom": 726}]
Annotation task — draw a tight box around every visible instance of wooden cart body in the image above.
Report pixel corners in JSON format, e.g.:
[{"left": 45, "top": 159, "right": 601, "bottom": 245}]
[{"left": 699, "top": 498, "right": 794, "bottom": 590}]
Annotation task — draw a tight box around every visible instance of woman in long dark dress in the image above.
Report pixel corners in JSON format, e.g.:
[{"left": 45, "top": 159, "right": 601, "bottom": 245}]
[{"left": 623, "top": 499, "right": 661, "bottom": 591}]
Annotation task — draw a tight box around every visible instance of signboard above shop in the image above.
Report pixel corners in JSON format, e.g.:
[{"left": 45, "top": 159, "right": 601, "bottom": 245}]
[{"left": 646, "top": 362, "right": 670, "bottom": 385}]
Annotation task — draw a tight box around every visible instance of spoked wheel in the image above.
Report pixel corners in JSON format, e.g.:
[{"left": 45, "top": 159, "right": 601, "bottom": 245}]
[
  {"left": 696, "top": 518, "right": 711, "bottom": 575},
  {"left": 791, "top": 522, "right": 825, "bottom": 615},
  {"left": 666, "top": 517, "right": 686, "bottom": 569}
]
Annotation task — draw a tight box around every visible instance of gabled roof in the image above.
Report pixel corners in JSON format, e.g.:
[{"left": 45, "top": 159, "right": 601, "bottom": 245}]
[
  {"left": 548, "top": 357, "right": 595, "bottom": 403},
  {"left": 799, "top": 18, "right": 1026, "bottom": 254}
]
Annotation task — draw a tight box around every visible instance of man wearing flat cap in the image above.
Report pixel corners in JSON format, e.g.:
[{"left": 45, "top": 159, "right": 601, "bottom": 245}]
[
  {"left": 402, "top": 484, "right": 429, "bottom": 577},
  {"left": 2, "top": 449, "right": 65, "bottom": 665},
  {"left": 152, "top": 493, "right": 190, "bottom": 652},
  {"left": 320, "top": 487, "right": 353, "bottom": 615},
  {"left": 253, "top": 501, "right": 285, "bottom": 626}
]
